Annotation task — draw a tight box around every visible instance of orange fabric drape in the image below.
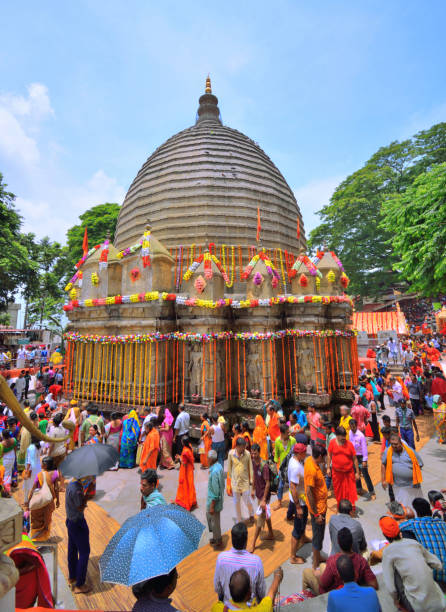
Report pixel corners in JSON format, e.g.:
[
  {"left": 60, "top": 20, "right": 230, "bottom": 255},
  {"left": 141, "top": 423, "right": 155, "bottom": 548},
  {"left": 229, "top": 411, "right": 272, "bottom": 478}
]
[
  {"left": 175, "top": 446, "right": 197, "bottom": 510},
  {"left": 140, "top": 428, "right": 160, "bottom": 471},
  {"left": 385, "top": 443, "right": 422, "bottom": 485}
]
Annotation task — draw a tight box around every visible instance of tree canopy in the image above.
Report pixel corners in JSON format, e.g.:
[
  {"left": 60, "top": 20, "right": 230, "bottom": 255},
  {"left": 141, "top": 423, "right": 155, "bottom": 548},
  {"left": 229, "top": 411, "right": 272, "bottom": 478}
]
[
  {"left": 381, "top": 163, "right": 446, "bottom": 296},
  {"left": 309, "top": 122, "right": 446, "bottom": 298},
  {"left": 0, "top": 174, "right": 35, "bottom": 312},
  {"left": 62, "top": 203, "right": 120, "bottom": 279}
]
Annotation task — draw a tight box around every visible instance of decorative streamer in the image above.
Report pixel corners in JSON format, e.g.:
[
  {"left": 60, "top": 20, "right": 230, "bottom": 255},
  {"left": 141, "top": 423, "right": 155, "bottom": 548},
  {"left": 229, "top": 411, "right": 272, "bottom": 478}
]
[
  {"left": 202, "top": 339, "right": 206, "bottom": 400},
  {"left": 143, "top": 342, "right": 148, "bottom": 405},
  {"left": 237, "top": 340, "right": 241, "bottom": 399},
  {"left": 154, "top": 342, "right": 158, "bottom": 406},
  {"left": 182, "top": 341, "right": 185, "bottom": 404},
  {"left": 164, "top": 340, "right": 168, "bottom": 405},
  {"left": 317, "top": 336, "right": 324, "bottom": 393},
  {"left": 313, "top": 337, "right": 319, "bottom": 395},
  {"left": 243, "top": 341, "right": 247, "bottom": 399},
  {"left": 281, "top": 337, "right": 287, "bottom": 398},
  {"left": 293, "top": 336, "right": 298, "bottom": 396},
  {"left": 287, "top": 337, "right": 293, "bottom": 398},
  {"left": 213, "top": 339, "right": 217, "bottom": 407},
  {"left": 147, "top": 341, "right": 152, "bottom": 407},
  {"left": 261, "top": 341, "right": 267, "bottom": 400}
]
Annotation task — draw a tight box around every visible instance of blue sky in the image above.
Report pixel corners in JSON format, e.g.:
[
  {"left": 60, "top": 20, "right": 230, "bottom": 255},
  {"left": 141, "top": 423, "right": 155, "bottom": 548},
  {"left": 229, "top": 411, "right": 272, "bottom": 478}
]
[{"left": 1, "top": 1, "right": 445, "bottom": 242}]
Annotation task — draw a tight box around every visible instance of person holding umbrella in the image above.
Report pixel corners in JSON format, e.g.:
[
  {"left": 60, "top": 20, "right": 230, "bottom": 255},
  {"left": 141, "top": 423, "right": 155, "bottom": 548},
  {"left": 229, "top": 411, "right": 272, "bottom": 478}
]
[
  {"left": 132, "top": 568, "right": 181, "bottom": 611},
  {"left": 60, "top": 437, "right": 120, "bottom": 594},
  {"left": 65, "top": 475, "right": 91, "bottom": 593}
]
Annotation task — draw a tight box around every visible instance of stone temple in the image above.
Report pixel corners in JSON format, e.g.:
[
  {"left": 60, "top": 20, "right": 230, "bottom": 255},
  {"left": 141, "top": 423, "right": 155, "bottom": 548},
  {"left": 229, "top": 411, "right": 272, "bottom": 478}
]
[{"left": 63, "top": 77, "right": 358, "bottom": 420}]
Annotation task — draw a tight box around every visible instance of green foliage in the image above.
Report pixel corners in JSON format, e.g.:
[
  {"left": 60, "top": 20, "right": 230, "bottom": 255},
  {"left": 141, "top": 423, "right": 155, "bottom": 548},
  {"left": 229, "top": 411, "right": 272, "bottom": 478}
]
[
  {"left": 22, "top": 235, "right": 65, "bottom": 328},
  {"left": 309, "top": 123, "right": 446, "bottom": 297},
  {"left": 0, "top": 173, "right": 34, "bottom": 311},
  {"left": 381, "top": 163, "right": 446, "bottom": 296},
  {"left": 0, "top": 312, "right": 11, "bottom": 326},
  {"left": 61, "top": 203, "right": 120, "bottom": 279}
]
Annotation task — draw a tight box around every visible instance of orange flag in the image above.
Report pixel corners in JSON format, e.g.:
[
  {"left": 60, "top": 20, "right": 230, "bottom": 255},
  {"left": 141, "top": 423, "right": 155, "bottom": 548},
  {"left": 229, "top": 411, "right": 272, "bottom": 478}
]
[
  {"left": 82, "top": 226, "right": 89, "bottom": 256},
  {"left": 256, "top": 207, "right": 261, "bottom": 242},
  {"left": 297, "top": 217, "right": 301, "bottom": 239}
]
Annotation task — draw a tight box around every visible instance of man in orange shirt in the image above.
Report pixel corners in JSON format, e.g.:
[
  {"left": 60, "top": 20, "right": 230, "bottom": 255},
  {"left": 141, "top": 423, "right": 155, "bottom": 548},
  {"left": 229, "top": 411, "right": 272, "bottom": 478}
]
[{"left": 304, "top": 443, "right": 328, "bottom": 570}]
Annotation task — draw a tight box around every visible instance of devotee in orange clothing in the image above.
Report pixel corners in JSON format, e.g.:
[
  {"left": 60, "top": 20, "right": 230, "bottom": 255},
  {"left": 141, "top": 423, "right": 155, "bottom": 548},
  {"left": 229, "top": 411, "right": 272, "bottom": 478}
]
[
  {"left": 175, "top": 436, "right": 197, "bottom": 511},
  {"left": 252, "top": 415, "right": 268, "bottom": 460},
  {"left": 199, "top": 413, "right": 212, "bottom": 469},
  {"left": 140, "top": 422, "right": 160, "bottom": 472},
  {"left": 327, "top": 426, "right": 360, "bottom": 511},
  {"left": 267, "top": 403, "right": 280, "bottom": 443}
]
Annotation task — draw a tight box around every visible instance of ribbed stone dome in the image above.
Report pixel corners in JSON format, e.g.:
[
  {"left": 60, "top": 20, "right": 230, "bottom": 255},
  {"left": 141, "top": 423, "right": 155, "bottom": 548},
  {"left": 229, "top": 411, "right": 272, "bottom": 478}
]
[{"left": 114, "top": 80, "right": 306, "bottom": 253}]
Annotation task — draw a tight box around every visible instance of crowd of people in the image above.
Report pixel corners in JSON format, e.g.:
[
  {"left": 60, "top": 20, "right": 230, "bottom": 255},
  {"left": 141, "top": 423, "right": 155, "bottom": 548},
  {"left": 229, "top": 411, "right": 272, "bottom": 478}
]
[{"left": 1, "top": 333, "right": 446, "bottom": 610}]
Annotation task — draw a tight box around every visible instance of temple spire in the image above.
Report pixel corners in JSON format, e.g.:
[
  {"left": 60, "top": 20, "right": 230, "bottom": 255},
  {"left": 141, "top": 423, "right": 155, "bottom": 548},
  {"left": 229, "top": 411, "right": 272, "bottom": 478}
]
[{"left": 196, "top": 75, "right": 221, "bottom": 124}]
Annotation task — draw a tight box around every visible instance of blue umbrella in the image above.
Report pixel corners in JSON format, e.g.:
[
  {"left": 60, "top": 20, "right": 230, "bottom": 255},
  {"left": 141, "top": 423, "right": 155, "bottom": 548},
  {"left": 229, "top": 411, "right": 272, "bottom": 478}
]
[{"left": 99, "top": 504, "right": 205, "bottom": 586}]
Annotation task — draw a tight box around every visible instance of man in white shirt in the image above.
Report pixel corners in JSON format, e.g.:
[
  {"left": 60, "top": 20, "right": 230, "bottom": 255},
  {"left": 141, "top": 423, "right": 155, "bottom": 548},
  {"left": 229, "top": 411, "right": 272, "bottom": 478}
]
[
  {"left": 173, "top": 404, "right": 190, "bottom": 457},
  {"left": 288, "top": 442, "right": 309, "bottom": 564}
]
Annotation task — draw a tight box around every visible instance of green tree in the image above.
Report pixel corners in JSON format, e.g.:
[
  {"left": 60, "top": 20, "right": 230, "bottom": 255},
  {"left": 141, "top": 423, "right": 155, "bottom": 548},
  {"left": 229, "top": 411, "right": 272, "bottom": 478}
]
[
  {"left": 381, "top": 163, "right": 446, "bottom": 296},
  {"left": 309, "top": 123, "right": 446, "bottom": 298},
  {"left": 61, "top": 203, "right": 120, "bottom": 280},
  {"left": 0, "top": 173, "right": 34, "bottom": 311},
  {"left": 23, "top": 236, "right": 65, "bottom": 328},
  {"left": 309, "top": 140, "right": 414, "bottom": 297}
]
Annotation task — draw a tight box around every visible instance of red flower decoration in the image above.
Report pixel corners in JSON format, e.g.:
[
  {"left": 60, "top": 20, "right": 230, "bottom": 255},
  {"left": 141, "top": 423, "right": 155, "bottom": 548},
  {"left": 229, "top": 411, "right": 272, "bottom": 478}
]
[
  {"left": 130, "top": 267, "right": 140, "bottom": 282},
  {"left": 299, "top": 273, "right": 308, "bottom": 287}
]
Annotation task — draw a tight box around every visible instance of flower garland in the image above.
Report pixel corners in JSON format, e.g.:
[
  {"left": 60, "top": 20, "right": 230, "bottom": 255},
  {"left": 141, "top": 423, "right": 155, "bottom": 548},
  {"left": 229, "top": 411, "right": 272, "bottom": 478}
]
[
  {"left": 99, "top": 239, "right": 109, "bottom": 270},
  {"left": 63, "top": 292, "right": 353, "bottom": 312},
  {"left": 140, "top": 230, "right": 151, "bottom": 268},
  {"left": 64, "top": 327, "right": 357, "bottom": 344},
  {"left": 183, "top": 252, "right": 231, "bottom": 285},
  {"left": 241, "top": 250, "right": 280, "bottom": 283},
  {"left": 117, "top": 239, "right": 143, "bottom": 260},
  {"left": 278, "top": 248, "right": 287, "bottom": 292},
  {"left": 313, "top": 250, "right": 345, "bottom": 271},
  {"left": 289, "top": 254, "right": 322, "bottom": 279}
]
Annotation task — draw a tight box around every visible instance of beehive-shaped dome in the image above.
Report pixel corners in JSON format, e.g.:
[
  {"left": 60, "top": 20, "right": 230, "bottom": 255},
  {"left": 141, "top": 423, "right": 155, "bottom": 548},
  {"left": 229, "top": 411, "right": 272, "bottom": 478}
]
[{"left": 114, "top": 78, "right": 306, "bottom": 254}]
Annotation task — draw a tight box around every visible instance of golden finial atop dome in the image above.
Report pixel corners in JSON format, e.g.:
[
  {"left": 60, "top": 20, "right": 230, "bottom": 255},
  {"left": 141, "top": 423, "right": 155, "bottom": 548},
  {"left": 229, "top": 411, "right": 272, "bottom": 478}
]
[{"left": 205, "top": 75, "right": 212, "bottom": 94}]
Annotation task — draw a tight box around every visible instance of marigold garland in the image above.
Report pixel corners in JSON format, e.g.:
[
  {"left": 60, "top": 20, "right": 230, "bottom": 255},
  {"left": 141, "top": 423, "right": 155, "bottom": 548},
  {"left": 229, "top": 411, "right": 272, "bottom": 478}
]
[{"left": 64, "top": 327, "right": 357, "bottom": 344}]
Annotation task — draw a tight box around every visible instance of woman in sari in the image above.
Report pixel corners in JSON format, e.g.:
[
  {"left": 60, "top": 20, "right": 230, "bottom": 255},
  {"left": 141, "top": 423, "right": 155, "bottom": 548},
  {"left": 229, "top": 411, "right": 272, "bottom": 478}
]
[
  {"left": 327, "top": 426, "right": 360, "bottom": 511},
  {"left": 199, "top": 413, "right": 212, "bottom": 469},
  {"left": 119, "top": 410, "right": 140, "bottom": 468},
  {"left": 174, "top": 436, "right": 197, "bottom": 511},
  {"left": 25, "top": 456, "right": 60, "bottom": 542},
  {"left": 433, "top": 394, "right": 446, "bottom": 444},
  {"left": 140, "top": 421, "right": 160, "bottom": 471},
  {"left": 158, "top": 407, "right": 175, "bottom": 470},
  {"left": 1, "top": 431, "right": 18, "bottom": 492},
  {"left": 252, "top": 415, "right": 268, "bottom": 460},
  {"left": 23, "top": 437, "right": 41, "bottom": 503},
  {"left": 106, "top": 412, "right": 122, "bottom": 470}
]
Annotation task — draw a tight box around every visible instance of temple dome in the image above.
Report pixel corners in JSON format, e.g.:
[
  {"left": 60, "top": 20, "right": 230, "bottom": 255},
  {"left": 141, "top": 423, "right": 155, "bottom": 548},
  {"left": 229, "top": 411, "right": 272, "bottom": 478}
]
[{"left": 114, "top": 78, "right": 306, "bottom": 253}]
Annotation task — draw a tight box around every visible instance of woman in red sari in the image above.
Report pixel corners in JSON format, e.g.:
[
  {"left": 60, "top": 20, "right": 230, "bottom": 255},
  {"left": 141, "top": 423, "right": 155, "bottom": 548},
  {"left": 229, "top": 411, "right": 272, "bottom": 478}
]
[
  {"left": 327, "top": 426, "right": 360, "bottom": 510},
  {"left": 174, "top": 436, "right": 197, "bottom": 511}
]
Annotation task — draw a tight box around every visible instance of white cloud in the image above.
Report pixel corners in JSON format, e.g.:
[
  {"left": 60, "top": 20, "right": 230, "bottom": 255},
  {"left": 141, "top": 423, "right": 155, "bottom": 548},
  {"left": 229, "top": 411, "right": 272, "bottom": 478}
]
[
  {"left": 0, "top": 82, "right": 54, "bottom": 119},
  {"left": 0, "top": 107, "right": 40, "bottom": 165},
  {"left": 293, "top": 175, "right": 344, "bottom": 234},
  {"left": 17, "top": 169, "right": 126, "bottom": 241},
  {"left": 1, "top": 83, "right": 125, "bottom": 243}
]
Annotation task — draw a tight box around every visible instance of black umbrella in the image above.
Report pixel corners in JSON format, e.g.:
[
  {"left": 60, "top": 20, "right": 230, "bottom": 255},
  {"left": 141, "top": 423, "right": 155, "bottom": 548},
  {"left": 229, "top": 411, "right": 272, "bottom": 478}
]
[{"left": 60, "top": 444, "right": 119, "bottom": 478}]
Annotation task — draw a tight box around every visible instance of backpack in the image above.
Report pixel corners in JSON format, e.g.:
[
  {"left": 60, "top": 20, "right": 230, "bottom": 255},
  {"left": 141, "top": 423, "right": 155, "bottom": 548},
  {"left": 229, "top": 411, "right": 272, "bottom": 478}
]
[
  {"left": 279, "top": 448, "right": 294, "bottom": 486},
  {"left": 262, "top": 459, "right": 279, "bottom": 494}
]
